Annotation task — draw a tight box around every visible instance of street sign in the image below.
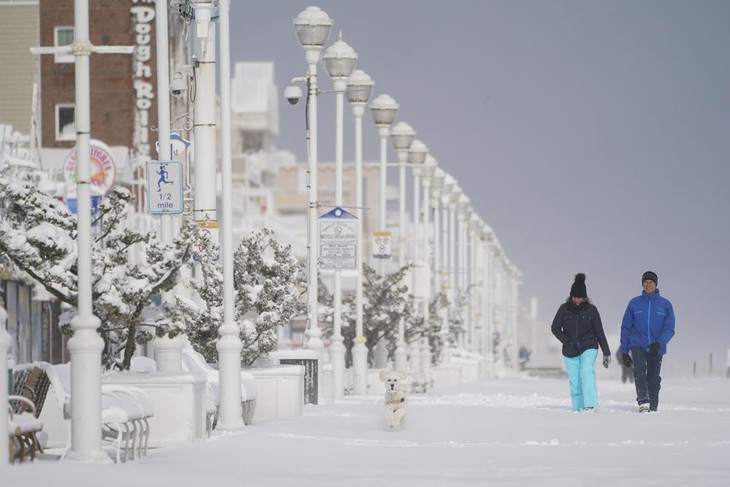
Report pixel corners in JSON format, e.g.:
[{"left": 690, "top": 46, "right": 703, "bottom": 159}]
[
  {"left": 146, "top": 160, "right": 183, "bottom": 214},
  {"left": 319, "top": 207, "right": 358, "bottom": 271},
  {"left": 156, "top": 133, "right": 191, "bottom": 163},
  {"left": 372, "top": 231, "right": 392, "bottom": 259}
]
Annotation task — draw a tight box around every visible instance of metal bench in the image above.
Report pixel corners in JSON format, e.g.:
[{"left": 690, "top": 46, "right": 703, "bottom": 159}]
[{"left": 7, "top": 395, "right": 43, "bottom": 463}]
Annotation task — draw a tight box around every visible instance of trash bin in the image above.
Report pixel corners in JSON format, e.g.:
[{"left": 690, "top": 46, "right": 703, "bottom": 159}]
[
  {"left": 270, "top": 350, "right": 320, "bottom": 405},
  {"left": 278, "top": 358, "right": 318, "bottom": 405}
]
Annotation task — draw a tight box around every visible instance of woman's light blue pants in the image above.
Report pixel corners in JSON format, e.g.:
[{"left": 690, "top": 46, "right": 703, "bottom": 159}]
[{"left": 563, "top": 348, "right": 598, "bottom": 411}]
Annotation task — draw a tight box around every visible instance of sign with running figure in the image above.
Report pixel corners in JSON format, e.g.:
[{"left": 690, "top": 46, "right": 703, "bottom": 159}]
[{"left": 146, "top": 160, "right": 183, "bottom": 214}]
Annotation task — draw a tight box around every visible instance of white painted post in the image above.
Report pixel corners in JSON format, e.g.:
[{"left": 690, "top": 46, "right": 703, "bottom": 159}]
[
  {"left": 153, "top": 0, "right": 184, "bottom": 373},
  {"left": 216, "top": 0, "right": 244, "bottom": 430},
  {"left": 323, "top": 33, "right": 357, "bottom": 400},
  {"left": 346, "top": 70, "right": 373, "bottom": 395},
  {"left": 0, "top": 303, "right": 10, "bottom": 466},
  {"left": 66, "top": 0, "right": 110, "bottom": 461},
  {"left": 29, "top": 0, "right": 133, "bottom": 461}
]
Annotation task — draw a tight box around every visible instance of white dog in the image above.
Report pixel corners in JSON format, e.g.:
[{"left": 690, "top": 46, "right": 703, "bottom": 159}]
[{"left": 379, "top": 370, "right": 407, "bottom": 429}]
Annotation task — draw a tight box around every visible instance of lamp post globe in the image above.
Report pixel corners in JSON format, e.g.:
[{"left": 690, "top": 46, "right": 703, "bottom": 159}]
[
  {"left": 408, "top": 138, "right": 429, "bottom": 166},
  {"left": 370, "top": 94, "right": 399, "bottom": 129},
  {"left": 294, "top": 6, "right": 333, "bottom": 59},
  {"left": 346, "top": 69, "right": 374, "bottom": 104},
  {"left": 346, "top": 68, "right": 373, "bottom": 395},
  {"left": 323, "top": 31, "right": 357, "bottom": 83},
  {"left": 390, "top": 122, "right": 416, "bottom": 153},
  {"left": 389, "top": 121, "right": 415, "bottom": 373},
  {"left": 323, "top": 31, "right": 357, "bottom": 400}
]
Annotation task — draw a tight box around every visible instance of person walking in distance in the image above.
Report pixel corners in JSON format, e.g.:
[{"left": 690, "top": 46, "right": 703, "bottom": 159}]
[
  {"left": 551, "top": 274, "right": 611, "bottom": 412},
  {"left": 620, "top": 271, "right": 676, "bottom": 413}
]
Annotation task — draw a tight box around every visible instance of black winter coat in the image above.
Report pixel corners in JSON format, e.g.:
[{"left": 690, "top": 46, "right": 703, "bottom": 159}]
[{"left": 551, "top": 300, "right": 610, "bottom": 358}]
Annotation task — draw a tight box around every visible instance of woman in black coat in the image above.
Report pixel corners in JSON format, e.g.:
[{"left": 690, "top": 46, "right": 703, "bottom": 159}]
[{"left": 551, "top": 273, "right": 611, "bottom": 412}]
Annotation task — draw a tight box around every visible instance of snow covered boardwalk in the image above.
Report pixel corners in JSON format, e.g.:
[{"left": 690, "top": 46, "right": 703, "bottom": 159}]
[{"left": 5, "top": 376, "right": 729, "bottom": 486}]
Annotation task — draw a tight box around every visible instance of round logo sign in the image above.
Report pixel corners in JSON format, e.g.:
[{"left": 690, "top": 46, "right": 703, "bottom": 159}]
[{"left": 63, "top": 139, "right": 116, "bottom": 194}]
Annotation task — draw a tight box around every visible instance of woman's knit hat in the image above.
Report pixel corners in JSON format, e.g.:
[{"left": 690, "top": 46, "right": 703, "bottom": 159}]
[{"left": 570, "top": 273, "right": 587, "bottom": 298}]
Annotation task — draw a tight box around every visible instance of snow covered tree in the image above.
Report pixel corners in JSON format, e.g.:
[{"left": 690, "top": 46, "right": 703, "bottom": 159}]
[
  {"left": 0, "top": 175, "right": 195, "bottom": 369},
  {"left": 178, "top": 228, "right": 306, "bottom": 366},
  {"left": 446, "top": 288, "right": 469, "bottom": 348},
  {"left": 321, "top": 263, "right": 419, "bottom": 367}
]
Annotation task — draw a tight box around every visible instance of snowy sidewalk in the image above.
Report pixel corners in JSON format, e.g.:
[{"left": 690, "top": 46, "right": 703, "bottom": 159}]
[{"left": 5, "top": 376, "right": 730, "bottom": 486}]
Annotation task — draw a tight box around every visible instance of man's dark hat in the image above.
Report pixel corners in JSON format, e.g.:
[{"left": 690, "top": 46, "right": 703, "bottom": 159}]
[{"left": 642, "top": 271, "right": 658, "bottom": 285}]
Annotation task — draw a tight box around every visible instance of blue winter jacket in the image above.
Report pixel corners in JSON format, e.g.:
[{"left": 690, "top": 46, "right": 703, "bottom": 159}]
[{"left": 620, "top": 289, "right": 675, "bottom": 355}]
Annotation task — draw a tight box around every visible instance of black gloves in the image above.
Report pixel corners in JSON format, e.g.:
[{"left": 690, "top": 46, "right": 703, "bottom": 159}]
[
  {"left": 622, "top": 353, "right": 633, "bottom": 368},
  {"left": 602, "top": 355, "right": 611, "bottom": 369},
  {"left": 649, "top": 342, "right": 661, "bottom": 357}
]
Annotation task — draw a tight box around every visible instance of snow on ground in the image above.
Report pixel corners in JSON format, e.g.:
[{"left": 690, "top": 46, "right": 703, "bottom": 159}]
[{"left": 5, "top": 376, "right": 729, "bottom": 486}]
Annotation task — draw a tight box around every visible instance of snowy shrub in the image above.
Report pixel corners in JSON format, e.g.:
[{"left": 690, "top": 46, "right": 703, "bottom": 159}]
[
  {"left": 320, "top": 263, "right": 422, "bottom": 367},
  {"left": 0, "top": 175, "right": 195, "bottom": 369},
  {"left": 179, "top": 228, "right": 306, "bottom": 366}
]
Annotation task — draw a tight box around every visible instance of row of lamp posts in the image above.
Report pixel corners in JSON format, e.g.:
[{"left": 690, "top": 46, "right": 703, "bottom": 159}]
[{"left": 290, "top": 6, "right": 522, "bottom": 398}]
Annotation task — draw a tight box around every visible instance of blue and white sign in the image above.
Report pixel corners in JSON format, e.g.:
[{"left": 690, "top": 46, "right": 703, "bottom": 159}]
[
  {"left": 156, "top": 133, "right": 191, "bottom": 163},
  {"left": 146, "top": 160, "right": 183, "bottom": 214},
  {"left": 319, "top": 207, "right": 358, "bottom": 271}
]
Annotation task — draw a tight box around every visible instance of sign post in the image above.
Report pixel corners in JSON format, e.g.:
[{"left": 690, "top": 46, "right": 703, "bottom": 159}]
[{"left": 146, "top": 160, "right": 183, "bottom": 215}]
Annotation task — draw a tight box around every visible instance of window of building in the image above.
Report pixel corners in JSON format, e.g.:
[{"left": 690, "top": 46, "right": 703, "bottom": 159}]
[
  {"left": 56, "top": 104, "right": 75, "bottom": 141},
  {"left": 54, "top": 26, "right": 74, "bottom": 63}
]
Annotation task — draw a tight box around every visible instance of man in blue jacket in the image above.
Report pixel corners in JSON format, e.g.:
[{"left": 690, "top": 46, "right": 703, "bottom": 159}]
[{"left": 620, "top": 271, "right": 676, "bottom": 412}]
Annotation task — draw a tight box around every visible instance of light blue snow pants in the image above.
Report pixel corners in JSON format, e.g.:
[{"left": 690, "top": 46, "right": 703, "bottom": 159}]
[{"left": 563, "top": 348, "right": 598, "bottom": 411}]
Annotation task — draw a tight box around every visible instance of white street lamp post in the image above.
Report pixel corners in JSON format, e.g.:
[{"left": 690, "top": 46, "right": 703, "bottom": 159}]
[
  {"left": 369, "top": 93, "right": 398, "bottom": 368},
  {"left": 29, "top": 1, "right": 134, "bottom": 461},
  {"left": 389, "top": 122, "right": 415, "bottom": 373},
  {"left": 192, "top": 2, "right": 217, "bottom": 229},
  {"left": 469, "top": 216, "right": 482, "bottom": 354},
  {"left": 407, "top": 139, "right": 428, "bottom": 383},
  {"left": 449, "top": 185, "right": 460, "bottom": 306},
  {"left": 431, "top": 169, "right": 445, "bottom": 336},
  {"left": 323, "top": 32, "right": 357, "bottom": 400},
  {"left": 370, "top": 94, "right": 399, "bottom": 241},
  {"left": 0, "top": 303, "right": 9, "bottom": 466},
  {"left": 420, "top": 155, "right": 437, "bottom": 388},
  {"left": 294, "top": 6, "right": 333, "bottom": 355},
  {"left": 216, "top": 0, "right": 244, "bottom": 430},
  {"left": 482, "top": 225, "right": 496, "bottom": 372},
  {"left": 346, "top": 69, "right": 374, "bottom": 395},
  {"left": 151, "top": 0, "right": 186, "bottom": 373},
  {"left": 457, "top": 196, "right": 471, "bottom": 349},
  {"left": 440, "top": 175, "right": 455, "bottom": 348}
]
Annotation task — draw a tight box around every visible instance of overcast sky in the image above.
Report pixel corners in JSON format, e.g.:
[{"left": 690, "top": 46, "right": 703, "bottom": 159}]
[{"left": 228, "top": 1, "right": 730, "bottom": 369}]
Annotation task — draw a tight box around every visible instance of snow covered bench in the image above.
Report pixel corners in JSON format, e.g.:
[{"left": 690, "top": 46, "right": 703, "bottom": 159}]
[
  {"left": 38, "top": 362, "right": 153, "bottom": 463},
  {"left": 7, "top": 395, "right": 43, "bottom": 463},
  {"left": 7, "top": 364, "right": 52, "bottom": 462}
]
